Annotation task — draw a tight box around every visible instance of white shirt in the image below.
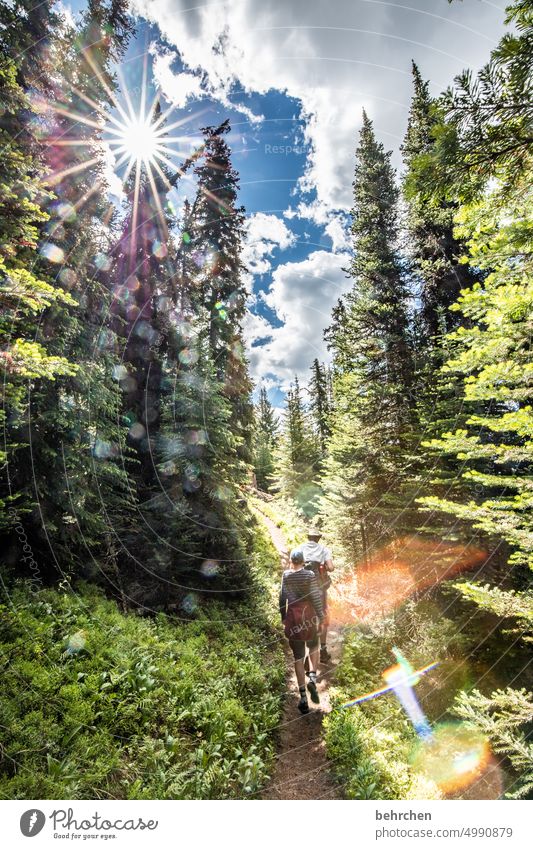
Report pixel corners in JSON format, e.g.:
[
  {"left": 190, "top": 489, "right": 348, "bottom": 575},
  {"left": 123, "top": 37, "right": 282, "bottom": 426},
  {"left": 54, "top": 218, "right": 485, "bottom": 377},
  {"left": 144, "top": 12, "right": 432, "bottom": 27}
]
[{"left": 300, "top": 541, "right": 331, "bottom": 564}]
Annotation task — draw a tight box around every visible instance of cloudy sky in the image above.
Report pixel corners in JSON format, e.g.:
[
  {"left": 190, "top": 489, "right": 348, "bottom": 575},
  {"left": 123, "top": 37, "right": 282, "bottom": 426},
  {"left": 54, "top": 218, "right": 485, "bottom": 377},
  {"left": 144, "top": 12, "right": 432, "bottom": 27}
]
[{"left": 71, "top": 0, "right": 507, "bottom": 406}]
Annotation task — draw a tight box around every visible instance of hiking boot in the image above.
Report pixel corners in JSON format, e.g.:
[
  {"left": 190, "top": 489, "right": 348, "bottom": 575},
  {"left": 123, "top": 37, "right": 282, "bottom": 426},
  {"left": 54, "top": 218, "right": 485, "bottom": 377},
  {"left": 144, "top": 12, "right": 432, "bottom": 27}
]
[
  {"left": 307, "top": 679, "right": 320, "bottom": 704},
  {"left": 297, "top": 695, "right": 310, "bottom": 714},
  {"left": 320, "top": 646, "right": 331, "bottom": 663}
]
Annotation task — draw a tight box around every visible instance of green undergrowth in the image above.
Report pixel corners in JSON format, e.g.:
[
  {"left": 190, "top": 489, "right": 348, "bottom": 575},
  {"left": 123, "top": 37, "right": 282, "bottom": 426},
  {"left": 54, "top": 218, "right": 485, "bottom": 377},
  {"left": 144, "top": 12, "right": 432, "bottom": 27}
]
[
  {"left": 0, "top": 517, "right": 285, "bottom": 800},
  {"left": 324, "top": 595, "right": 531, "bottom": 799},
  {"left": 251, "top": 495, "right": 306, "bottom": 550}
]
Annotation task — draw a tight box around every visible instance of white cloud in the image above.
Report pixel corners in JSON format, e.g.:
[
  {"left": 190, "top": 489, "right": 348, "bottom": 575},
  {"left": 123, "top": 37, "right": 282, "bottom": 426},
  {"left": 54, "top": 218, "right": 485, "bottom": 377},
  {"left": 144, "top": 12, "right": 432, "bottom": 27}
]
[
  {"left": 284, "top": 201, "right": 350, "bottom": 251},
  {"left": 152, "top": 51, "right": 203, "bottom": 108},
  {"left": 325, "top": 217, "right": 350, "bottom": 252},
  {"left": 130, "top": 0, "right": 505, "bottom": 388},
  {"left": 242, "top": 309, "right": 275, "bottom": 345},
  {"left": 242, "top": 212, "right": 296, "bottom": 276},
  {"left": 102, "top": 142, "right": 125, "bottom": 201},
  {"left": 133, "top": 0, "right": 504, "bottom": 217},
  {"left": 245, "top": 250, "right": 350, "bottom": 388}
]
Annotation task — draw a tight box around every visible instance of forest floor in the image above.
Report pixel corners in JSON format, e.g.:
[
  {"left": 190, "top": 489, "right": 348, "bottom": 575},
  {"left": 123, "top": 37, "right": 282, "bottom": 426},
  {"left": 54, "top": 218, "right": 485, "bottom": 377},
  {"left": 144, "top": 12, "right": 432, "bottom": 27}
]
[{"left": 258, "top": 510, "right": 343, "bottom": 800}]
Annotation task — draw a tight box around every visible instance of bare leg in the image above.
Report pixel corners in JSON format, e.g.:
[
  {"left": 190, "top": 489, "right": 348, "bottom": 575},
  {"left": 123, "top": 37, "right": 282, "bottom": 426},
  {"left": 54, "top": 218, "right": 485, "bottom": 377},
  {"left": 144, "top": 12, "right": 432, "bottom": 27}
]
[
  {"left": 295, "top": 658, "right": 305, "bottom": 688},
  {"left": 308, "top": 644, "right": 319, "bottom": 674}
]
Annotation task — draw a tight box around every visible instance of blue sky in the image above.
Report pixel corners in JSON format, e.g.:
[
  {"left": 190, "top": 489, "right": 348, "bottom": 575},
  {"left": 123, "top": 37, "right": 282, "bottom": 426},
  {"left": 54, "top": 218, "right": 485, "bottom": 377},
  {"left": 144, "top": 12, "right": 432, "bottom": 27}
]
[{"left": 63, "top": 0, "right": 507, "bottom": 410}]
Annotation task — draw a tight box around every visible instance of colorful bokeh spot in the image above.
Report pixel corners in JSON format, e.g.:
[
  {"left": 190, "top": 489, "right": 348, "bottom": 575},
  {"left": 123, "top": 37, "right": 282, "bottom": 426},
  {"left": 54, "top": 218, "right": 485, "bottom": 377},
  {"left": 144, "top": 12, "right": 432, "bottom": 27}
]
[
  {"left": 94, "top": 251, "right": 111, "bottom": 270},
  {"left": 59, "top": 267, "right": 77, "bottom": 287},
  {"left": 181, "top": 593, "right": 199, "bottom": 614},
  {"left": 40, "top": 242, "right": 65, "bottom": 263},
  {"left": 54, "top": 201, "right": 76, "bottom": 222},
  {"left": 185, "top": 429, "right": 208, "bottom": 446},
  {"left": 65, "top": 630, "right": 87, "bottom": 655},
  {"left": 152, "top": 239, "right": 167, "bottom": 259},
  {"left": 200, "top": 559, "right": 219, "bottom": 577},
  {"left": 215, "top": 300, "right": 227, "bottom": 320},
  {"left": 178, "top": 347, "right": 199, "bottom": 365},
  {"left": 411, "top": 723, "right": 496, "bottom": 796},
  {"left": 92, "top": 439, "right": 119, "bottom": 458}
]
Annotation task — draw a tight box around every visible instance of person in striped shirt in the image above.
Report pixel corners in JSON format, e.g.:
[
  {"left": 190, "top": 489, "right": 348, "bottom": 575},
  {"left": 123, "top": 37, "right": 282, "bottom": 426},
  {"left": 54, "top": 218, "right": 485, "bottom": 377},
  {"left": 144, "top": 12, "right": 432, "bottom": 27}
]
[{"left": 280, "top": 549, "right": 324, "bottom": 714}]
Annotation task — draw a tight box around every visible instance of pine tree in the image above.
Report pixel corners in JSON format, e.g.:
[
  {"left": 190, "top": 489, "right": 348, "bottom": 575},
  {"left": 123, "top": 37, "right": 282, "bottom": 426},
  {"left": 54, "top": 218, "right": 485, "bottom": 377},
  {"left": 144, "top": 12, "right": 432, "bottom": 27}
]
[
  {"left": 188, "top": 120, "right": 254, "bottom": 473},
  {"left": 1, "top": 2, "right": 135, "bottom": 583},
  {"left": 307, "top": 359, "right": 331, "bottom": 455},
  {"left": 274, "top": 377, "right": 320, "bottom": 516},
  {"left": 320, "top": 111, "right": 415, "bottom": 557},
  {"left": 402, "top": 62, "right": 479, "bottom": 341},
  {"left": 253, "top": 387, "right": 279, "bottom": 491}
]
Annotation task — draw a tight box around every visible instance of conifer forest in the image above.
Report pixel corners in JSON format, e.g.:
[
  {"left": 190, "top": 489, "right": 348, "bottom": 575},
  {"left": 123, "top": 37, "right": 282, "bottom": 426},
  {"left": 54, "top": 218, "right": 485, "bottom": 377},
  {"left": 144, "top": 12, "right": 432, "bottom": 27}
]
[{"left": 0, "top": 0, "right": 532, "bottom": 804}]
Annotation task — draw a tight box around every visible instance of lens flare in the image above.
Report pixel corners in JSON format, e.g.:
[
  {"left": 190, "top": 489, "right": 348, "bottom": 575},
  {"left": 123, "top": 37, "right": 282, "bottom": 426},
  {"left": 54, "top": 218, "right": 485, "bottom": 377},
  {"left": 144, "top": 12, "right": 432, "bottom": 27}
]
[
  {"left": 109, "top": 114, "right": 165, "bottom": 166},
  {"left": 411, "top": 723, "right": 496, "bottom": 796},
  {"left": 65, "top": 630, "right": 87, "bottom": 654},
  {"left": 328, "top": 535, "right": 487, "bottom": 625},
  {"left": 342, "top": 649, "right": 438, "bottom": 727}
]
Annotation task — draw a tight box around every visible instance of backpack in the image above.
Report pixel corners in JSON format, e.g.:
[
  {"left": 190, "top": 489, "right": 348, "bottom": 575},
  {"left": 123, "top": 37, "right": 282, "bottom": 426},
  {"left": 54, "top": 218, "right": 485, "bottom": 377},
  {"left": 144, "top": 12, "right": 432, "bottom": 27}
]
[
  {"left": 284, "top": 600, "right": 319, "bottom": 642},
  {"left": 306, "top": 559, "right": 331, "bottom": 591}
]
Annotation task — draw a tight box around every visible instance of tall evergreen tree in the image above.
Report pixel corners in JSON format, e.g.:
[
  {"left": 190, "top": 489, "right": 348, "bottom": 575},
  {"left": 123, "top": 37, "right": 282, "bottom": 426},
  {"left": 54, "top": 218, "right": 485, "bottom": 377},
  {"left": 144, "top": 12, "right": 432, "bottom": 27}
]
[
  {"left": 401, "top": 62, "right": 485, "bottom": 540},
  {"left": 187, "top": 120, "right": 254, "bottom": 472},
  {"left": 307, "top": 359, "right": 331, "bottom": 455},
  {"left": 253, "top": 387, "right": 278, "bottom": 491},
  {"left": 11, "top": 2, "right": 136, "bottom": 583},
  {"left": 416, "top": 0, "right": 533, "bottom": 639},
  {"left": 107, "top": 118, "right": 256, "bottom": 604},
  {"left": 320, "top": 111, "right": 415, "bottom": 557},
  {"left": 0, "top": 51, "right": 77, "bottom": 543},
  {"left": 402, "top": 62, "right": 479, "bottom": 341},
  {"left": 274, "top": 377, "right": 320, "bottom": 515}
]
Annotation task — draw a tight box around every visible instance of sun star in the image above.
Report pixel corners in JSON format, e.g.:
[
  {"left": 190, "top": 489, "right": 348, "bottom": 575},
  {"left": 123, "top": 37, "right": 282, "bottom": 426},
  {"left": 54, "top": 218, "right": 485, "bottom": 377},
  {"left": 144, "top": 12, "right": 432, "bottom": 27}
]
[{"left": 107, "top": 112, "right": 167, "bottom": 168}]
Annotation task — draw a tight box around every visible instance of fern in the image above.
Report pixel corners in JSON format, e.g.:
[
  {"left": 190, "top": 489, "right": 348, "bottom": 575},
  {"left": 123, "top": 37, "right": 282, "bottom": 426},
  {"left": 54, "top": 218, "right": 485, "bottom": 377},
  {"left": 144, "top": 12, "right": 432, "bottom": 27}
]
[{"left": 452, "top": 688, "right": 533, "bottom": 798}]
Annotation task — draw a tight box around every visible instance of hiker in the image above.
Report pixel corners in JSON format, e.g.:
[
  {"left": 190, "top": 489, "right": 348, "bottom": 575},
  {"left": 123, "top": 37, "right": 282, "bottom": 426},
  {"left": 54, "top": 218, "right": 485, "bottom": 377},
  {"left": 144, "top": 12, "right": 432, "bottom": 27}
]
[
  {"left": 301, "top": 528, "right": 334, "bottom": 662},
  {"left": 279, "top": 549, "right": 324, "bottom": 714}
]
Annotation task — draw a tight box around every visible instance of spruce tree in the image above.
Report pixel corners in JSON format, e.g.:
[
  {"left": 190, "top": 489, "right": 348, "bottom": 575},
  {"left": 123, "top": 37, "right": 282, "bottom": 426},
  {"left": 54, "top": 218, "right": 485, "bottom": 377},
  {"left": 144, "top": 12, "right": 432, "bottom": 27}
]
[
  {"left": 320, "top": 111, "right": 415, "bottom": 557},
  {"left": 253, "top": 387, "right": 279, "bottom": 491},
  {"left": 274, "top": 377, "right": 320, "bottom": 516},
  {"left": 401, "top": 62, "right": 485, "bottom": 541},
  {"left": 15, "top": 2, "right": 136, "bottom": 583},
  {"left": 307, "top": 359, "right": 331, "bottom": 455},
  {"left": 188, "top": 121, "right": 254, "bottom": 472},
  {"left": 0, "top": 52, "right": 77, "bottom": 545},
  {"left": 402, "top": 62, "right": 479, "bottom": 341}
]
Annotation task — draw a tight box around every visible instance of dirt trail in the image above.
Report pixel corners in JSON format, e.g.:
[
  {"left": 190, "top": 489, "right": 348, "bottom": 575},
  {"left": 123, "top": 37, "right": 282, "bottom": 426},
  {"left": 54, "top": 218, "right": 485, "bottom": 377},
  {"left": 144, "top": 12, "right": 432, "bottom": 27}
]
[{"left": 257, "top": 508, "right": 343, "bottom": 800}]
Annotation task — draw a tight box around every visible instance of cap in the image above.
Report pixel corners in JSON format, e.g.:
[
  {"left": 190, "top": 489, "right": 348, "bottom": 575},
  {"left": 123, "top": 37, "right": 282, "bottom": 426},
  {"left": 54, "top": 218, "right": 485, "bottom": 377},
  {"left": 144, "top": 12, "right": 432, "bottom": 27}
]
[
  {"left": 307, "top": 527, "right": 322, "bottom": 538},
  {"left": 290, "top": 549, "right": 305, "bottom": 564}
]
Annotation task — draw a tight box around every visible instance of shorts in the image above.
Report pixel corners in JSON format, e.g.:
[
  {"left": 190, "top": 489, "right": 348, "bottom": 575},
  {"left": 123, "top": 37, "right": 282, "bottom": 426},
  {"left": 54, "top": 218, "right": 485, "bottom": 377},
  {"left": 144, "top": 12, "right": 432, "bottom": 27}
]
[{"left": 288, "top": 635, "right": 319, "bottom": 661}]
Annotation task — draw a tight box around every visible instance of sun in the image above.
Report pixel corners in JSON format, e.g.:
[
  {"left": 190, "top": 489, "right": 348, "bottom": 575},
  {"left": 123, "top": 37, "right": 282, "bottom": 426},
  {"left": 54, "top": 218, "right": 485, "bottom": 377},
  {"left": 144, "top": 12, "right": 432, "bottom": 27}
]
[{"left": 108, "top": 114, "right": 166, "bottom": 167}]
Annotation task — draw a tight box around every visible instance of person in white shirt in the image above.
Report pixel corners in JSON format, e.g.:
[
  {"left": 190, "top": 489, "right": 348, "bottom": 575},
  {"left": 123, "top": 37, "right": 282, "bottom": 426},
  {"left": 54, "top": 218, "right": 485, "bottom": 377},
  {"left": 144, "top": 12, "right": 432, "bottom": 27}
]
[{"left": 300, "top": 528, "right": 335, "bottom": 662}]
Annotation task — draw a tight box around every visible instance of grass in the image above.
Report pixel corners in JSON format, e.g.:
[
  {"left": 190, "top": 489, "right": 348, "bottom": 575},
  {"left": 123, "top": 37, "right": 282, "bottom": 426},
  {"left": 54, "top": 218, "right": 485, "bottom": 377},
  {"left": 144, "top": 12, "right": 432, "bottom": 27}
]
[
  {"left": 250, "top": 494, "right": 307, "bottom": 550},
  {"left": 0, "top": 515, "right": 285, "bottom": 800}
]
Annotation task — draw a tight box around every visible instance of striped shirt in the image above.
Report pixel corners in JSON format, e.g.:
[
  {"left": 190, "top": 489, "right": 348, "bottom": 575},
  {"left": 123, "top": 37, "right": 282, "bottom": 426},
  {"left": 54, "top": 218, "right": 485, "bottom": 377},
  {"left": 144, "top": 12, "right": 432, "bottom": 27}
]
[{"left": 279, "top": 568, "right": 324, "bottom": 621}]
